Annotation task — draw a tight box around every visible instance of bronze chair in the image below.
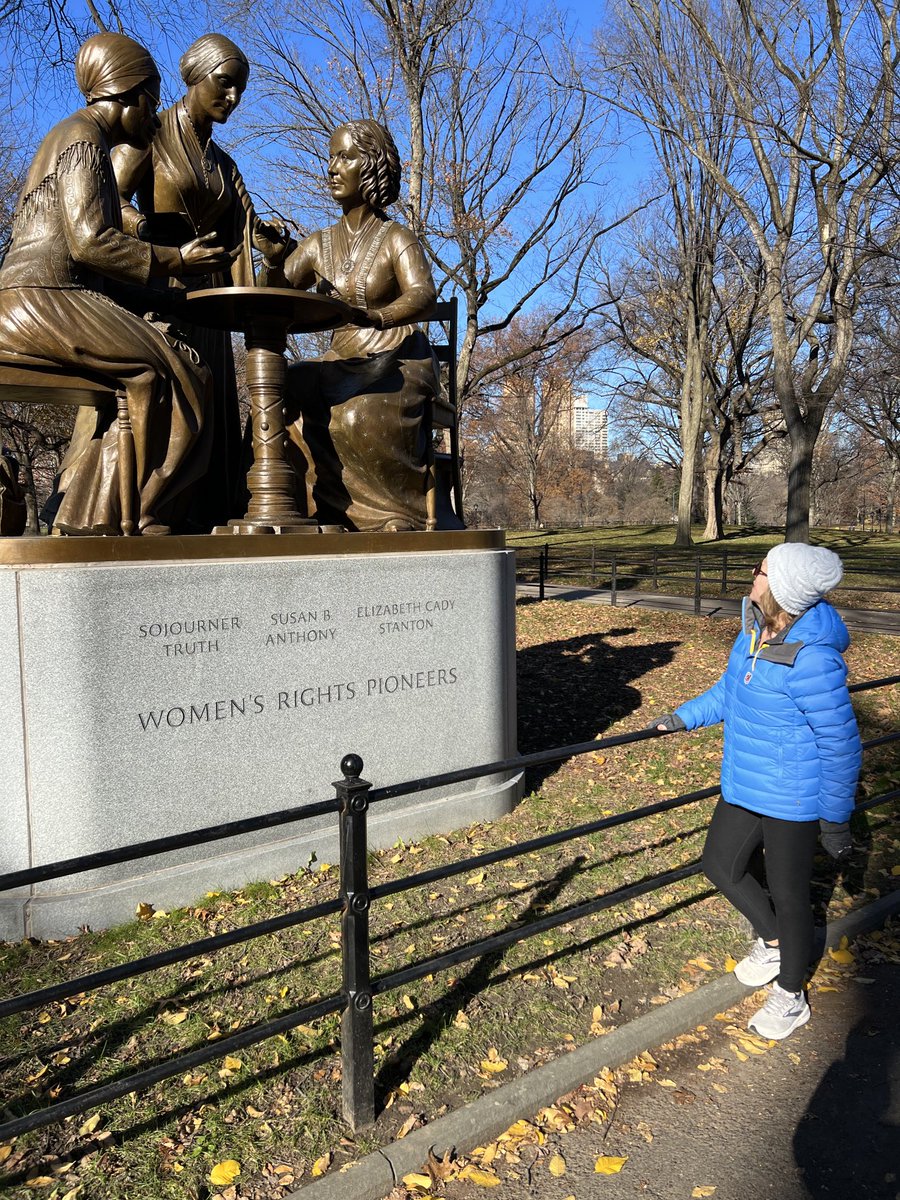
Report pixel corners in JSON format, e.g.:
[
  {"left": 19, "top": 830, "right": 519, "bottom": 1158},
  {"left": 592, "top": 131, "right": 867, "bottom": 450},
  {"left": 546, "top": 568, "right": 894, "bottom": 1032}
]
[
  {"left": 424, "top": 297, "right": 464, "bottom": 531},
  {"left": 0, "top": 365, "right": 136, "bottom": 535}
]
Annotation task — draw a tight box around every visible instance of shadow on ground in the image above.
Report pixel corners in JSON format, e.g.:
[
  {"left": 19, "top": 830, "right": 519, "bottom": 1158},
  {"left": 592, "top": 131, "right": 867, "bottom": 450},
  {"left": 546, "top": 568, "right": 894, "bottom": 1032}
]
[{"left": 516, "top": 626, "right": 680, "bottom": 787}]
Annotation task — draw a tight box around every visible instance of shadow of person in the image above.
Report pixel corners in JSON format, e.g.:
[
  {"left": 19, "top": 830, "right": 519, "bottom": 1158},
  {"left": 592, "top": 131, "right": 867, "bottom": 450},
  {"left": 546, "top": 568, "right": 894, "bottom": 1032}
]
[
  {"left": 516, "top": 624, "right": 680, "bottom": 788},
  {"left": 793, "top": 959, "right": 900, "bottom": 1198}
]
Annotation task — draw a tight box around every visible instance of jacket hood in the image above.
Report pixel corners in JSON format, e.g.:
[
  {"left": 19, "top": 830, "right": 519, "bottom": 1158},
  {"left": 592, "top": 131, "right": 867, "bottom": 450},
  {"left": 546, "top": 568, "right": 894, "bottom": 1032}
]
[{"left": 742, "top": 597, "right": 849, "bottom": 654}]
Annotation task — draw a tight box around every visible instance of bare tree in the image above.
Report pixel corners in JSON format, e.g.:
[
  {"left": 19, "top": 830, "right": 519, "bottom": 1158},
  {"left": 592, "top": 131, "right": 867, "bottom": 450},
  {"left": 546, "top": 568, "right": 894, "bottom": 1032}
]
[
  {"left": 600, "top": 0, "right": 900, "bottom": 542},
  {"left": 469, "top": 317, "right": 599, "bottom": 528},
  {"left": 227, "top": 0, "right": 622, "bottom": 453}
]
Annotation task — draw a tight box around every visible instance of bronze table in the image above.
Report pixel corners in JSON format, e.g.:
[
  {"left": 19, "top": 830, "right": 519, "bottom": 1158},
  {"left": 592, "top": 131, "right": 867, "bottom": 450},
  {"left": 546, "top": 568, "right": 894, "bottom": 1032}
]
[{"left": 182, "top": 286, "right": 352, "bottom": 534}]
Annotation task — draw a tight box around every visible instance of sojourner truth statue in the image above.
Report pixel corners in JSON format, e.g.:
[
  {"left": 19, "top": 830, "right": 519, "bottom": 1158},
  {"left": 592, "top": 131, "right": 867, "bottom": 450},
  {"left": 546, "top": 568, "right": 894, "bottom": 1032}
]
[
  {"left": 0, "top": 33, "right": 236, "bottom": 536},
  {"left": 0, "top": 37, "right": 462, "bottom": 536}
]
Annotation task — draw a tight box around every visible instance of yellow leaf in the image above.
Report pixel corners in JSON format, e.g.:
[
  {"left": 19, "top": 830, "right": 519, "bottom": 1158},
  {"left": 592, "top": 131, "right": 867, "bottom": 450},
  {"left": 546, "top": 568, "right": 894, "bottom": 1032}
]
[
  {"left": 402, "top": 1172, "right": 433, "bottom": 1191},
  {"left": 891, "top": 865, "right": 900, "bottom": 876},
  {"left": 453, "top": 1011, "right": 471, "bottom": 1029},
  {"left": 222, "top": 1056, "right": 242, "bottom": 1071},
  {"left": 402, "top": 994, "right": 416, "bottom": 1011},
  {"left": 658, "top": 1078, "right": 678, "bottom": 1087},
  {"left": 311, "top": 1151, "right": 332, "bottom": 1177},
  {"left": 595, "top": 1155, "right": 627, "bottom": 1174},
  {"left": 209, "top": 1159, "right": 241, "bottom": 1188},
  {"left": 828, "top": 947, "right": 855, "bottom": 964},
  {"left": 688, "top": 957, "right": 714, "bottom": 971},
  {"left": 549, "top": 1153, "right": 567, "bottom": 1177},
  {"left": 161, "top": 1009, "right": 188, "bottom": 1025},
  {"left": 692, "top": 1188, "right": 717, "bottom": 1197},
  {"left": 459, "top": 1164, "right": 502, "bottom": 1187},
  {"left": 0, "top": 1145, "right": 12, "bottom": 1163},
  {"left": 724, "top": 956, "right": 738, "bottom": 972},
  {"left": 136, "top": 902, "right": 154, "bottom": 920},
  {"left": 788, "top": 1052, "right": 801, "bottom": 1065},
  {"left": 25, "top": 1176, "right": 54, "bottom": 1188},
  {"left": 78, "top": 1113, "right": 101, "bottom": 1136},
  {"left": 61, "top": 1188, "right": 83, "bottom": 1200},
  {"left": 730, "top": 1045, "right": 749, "bottom": 1062},
  {"left": 466, "top": 870, "right": 486, "bottom": 886},
  {"left": 481, "top": 1048, "right": 508, "bottom": 1073}
]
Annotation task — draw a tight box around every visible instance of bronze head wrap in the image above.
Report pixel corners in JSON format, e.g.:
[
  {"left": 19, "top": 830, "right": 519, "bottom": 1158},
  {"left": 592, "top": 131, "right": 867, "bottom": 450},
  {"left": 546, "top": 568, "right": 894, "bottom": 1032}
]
[
  {"left": 75, "top": 32, "right": 159, "bottom": 102},
  {"left": 179, "top": 34, "right": 249, "bottom": 86}
]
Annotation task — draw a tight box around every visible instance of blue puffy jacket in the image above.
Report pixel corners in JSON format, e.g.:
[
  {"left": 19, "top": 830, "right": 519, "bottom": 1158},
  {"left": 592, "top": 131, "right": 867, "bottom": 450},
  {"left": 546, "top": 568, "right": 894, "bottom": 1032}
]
[{"left": 675, "top": 599, "right": 861, "bottom": 822}]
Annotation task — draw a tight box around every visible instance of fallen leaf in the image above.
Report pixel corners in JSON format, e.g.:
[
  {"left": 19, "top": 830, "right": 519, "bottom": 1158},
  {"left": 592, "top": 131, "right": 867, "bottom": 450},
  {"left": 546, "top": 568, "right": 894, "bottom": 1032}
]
[
  {"left": 396, "top": 1112, "right": 419, "bottom": 1138},
  {"left": 459, "top": 1164, "right": 502, "bottom": 1187},
  {"left": 209, "top": 1160, "right": 241, "bottom": 1187},
  {"left": 549, "top": 1153, "right": 567, "bottom": 1177},
  {"left": 453, "top": 1011, "right": 471, "bottom": 1029},
  {"left": 0, "top": 1146, "right": 11, "bottom": 1163},
  {"left": 466, "top": 870, "right": 486, "bottom": 886},
  {"left": 160, "top": 1010, "right": 188, "bottom": 1025},
  {"left": 692, "top": 1188, "right": 717, "bottom": 1197},
  {"left": 480, "top": 1048, "right": 508, "bottom": 1074},
  {"left": 657, "top": 1078, "right": 678, "bottom": 1088},
  {"left": 25, "top": 1177, "right": 54, "bottom": 1188},
  {"left": 402, "top": 995, "right": 416, "bottom": 1011},
  {"left": 595, "top": 1155, "right": 627, "bottom": 1174},
  {"left": 402, "top": 1172, "right": 433, "bottom": 1191},
  {"left": 311, "top": 1151, "right": 332, "bottom": 1177},
  {"left": 222, "top": 1056, "right": 242, "bottom": 1071},
  {"left": 724, "top": 955, "right": 738, "bottom": 972},
  {"left": 78, "top": 1113, "right": 101, "bottom": 1136},
  {"left": 136, "top": 902, "right": 154, "bottom": 920},
  {"left": 828, "top": 946, "right": 855, "bottom": 965}
]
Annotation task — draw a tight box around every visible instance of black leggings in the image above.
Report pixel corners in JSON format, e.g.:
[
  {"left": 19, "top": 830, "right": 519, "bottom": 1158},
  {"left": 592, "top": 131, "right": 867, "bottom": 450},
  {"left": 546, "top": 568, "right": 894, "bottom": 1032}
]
[{"left": 702, "top": 798, "right": 819, "bottom": 992}]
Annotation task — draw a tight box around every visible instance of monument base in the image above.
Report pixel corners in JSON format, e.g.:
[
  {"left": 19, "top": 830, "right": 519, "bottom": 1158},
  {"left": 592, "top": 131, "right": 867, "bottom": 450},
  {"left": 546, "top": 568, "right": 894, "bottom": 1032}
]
[{"left": 0, "top": 531, "right": 519, "bottom": 939}]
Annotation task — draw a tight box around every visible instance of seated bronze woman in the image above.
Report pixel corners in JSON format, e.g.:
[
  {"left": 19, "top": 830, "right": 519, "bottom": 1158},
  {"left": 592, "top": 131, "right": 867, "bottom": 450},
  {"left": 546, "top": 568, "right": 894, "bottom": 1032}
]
[{"left": 276, "top": 119, "right": 459, "bottom": 532}]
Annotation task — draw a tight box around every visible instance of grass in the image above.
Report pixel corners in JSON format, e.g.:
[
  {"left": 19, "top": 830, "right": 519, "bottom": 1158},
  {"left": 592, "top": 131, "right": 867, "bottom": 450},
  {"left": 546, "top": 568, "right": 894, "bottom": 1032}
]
[
  {"left": 508, "top": 525, "right": 900, "bottom": 609},
  {"left": 0, "top": 600, "right": 898, "bottom": 1200}
]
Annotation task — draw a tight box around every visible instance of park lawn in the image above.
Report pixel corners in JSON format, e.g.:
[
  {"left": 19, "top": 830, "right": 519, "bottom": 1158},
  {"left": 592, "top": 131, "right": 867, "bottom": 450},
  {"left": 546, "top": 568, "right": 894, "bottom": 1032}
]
[
  {"left": 0, "top": 601, "right": 898, "bottom": 1200},
  {"left": 508, "top": 525, "right": 900, "bottom": 609}
]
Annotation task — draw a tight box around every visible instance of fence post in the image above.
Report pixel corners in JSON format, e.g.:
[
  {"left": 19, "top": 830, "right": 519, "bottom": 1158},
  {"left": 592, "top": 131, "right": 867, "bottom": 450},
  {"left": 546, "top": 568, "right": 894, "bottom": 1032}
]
[
  {"left": 652, "top": 549, "right": 658, "bottom": 591},
  {"left": 610, "top": 555, "right": 617, "bottom": 606},
  {"left": 591, "top": 544, "right": 597, "bottom": 588},
  {"left": 539, "top": 543, "right": 548, "bottom": 601},
  {"left": 694, "top": 556, "right": 702, "bottom": 616},
  {"left": 335, "top": 753, "right": 375, "bottom": 1130},
  {"left": 721, "top": 550, "right": 728, "bottom": 594}
]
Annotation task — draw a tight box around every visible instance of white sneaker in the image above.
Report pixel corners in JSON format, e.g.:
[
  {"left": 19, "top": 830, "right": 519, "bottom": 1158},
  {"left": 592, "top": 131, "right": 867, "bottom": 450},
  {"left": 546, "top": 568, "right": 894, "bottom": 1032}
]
[
  {"left": 748, "top": 983, "right": 811, "bottom": 1040},
  {"left": 733, "top": 937, "right": 781, "bottom": 986}
]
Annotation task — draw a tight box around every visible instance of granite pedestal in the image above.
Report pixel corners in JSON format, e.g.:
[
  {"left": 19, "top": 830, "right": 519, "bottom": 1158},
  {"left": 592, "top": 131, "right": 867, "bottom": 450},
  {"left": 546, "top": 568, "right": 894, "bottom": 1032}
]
[{"left": 0, "top": 531, "right": 519, "bottom": 939}]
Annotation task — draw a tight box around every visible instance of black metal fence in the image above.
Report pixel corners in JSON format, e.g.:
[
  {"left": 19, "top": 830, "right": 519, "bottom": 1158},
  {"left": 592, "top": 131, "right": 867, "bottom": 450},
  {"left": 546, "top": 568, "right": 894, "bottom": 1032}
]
[
  {"left": 517, "top": 543, "right": 900, "bottom": 613},
  {"left": 1, "top": 674, "right": 898, "bottom": 1140}
]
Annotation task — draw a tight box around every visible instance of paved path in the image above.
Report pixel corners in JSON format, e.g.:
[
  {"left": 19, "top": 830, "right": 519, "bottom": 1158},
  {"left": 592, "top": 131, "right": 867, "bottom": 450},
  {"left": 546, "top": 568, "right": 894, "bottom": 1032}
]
[
  {"left": 443, "top": 959, "right": 900, "bottom": 1200},
  {"left": 516, "top": 582, "right": 900, "bottom": 636}
]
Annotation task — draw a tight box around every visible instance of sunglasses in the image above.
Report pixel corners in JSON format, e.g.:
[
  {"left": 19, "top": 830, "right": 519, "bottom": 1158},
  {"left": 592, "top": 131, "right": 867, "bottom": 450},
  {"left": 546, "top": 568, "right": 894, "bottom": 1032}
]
[{"left": 753, "top": 562, "right": 768, "bottom": 578}]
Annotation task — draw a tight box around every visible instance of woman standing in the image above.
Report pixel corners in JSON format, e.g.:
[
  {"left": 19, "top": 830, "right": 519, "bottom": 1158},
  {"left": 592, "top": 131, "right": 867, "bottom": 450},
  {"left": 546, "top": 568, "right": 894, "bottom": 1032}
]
[
  {"left": 113, "top": 33, "right": 291, "bottom": 530},
  {"left": 654, "top": 544, "right": 861, "bottom": 1039},
  {"left": 276, "top": 119, "right": 451, "bottom": 532},
  {"left": 0, "top": 32, "right": 231, "bottom": 535}
]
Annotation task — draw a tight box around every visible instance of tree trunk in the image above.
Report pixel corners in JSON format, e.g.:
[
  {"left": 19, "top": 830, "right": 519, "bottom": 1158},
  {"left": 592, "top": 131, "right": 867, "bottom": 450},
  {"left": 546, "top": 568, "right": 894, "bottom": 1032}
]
[
  {"left": 702, "top": 464, "right": 725, "bottom": 540},
  {"left": 785, "top": 423, "right": 818, "bottom": 543}
]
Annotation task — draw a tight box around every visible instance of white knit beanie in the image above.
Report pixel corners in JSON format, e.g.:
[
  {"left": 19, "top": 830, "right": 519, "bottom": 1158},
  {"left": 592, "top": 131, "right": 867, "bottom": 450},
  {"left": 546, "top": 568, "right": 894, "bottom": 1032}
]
[{"left": 766, "top": 543, "right": 843, "bottom": 615}]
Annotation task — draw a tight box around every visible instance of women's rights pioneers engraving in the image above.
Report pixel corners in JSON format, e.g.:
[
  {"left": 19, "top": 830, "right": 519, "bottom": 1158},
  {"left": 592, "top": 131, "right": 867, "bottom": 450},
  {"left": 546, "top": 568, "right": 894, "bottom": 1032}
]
[
  {"left": 113, "top": 34, "right": 293, "bottom": 531},
  {"left": 0, "top": 33, "right": 235, "bottom": 536},
  {"left": 275, "top": 120, "right": 461, "bottom": 532}
]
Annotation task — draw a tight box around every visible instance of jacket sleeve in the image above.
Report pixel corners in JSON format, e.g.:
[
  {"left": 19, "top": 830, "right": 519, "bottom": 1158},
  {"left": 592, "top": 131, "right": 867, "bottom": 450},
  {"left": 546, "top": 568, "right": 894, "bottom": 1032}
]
[
  {"left": 674, "top": 672, "right": 727, "bottom": 730},
  {"left": 785, "top": 647, "right": 862, "bottom": 822}
]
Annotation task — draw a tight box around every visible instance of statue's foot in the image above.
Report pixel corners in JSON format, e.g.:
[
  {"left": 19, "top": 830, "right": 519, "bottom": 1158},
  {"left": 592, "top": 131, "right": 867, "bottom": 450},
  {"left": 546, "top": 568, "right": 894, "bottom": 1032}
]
[
  {"left": 55, "top": 521, "right": 119, "bottom": 536},
  {"left": 383, "top": 517, "right": 416, "bottom": 532},
  {"left": 139, "top": 522, "right": 171, "bottom": 536}
]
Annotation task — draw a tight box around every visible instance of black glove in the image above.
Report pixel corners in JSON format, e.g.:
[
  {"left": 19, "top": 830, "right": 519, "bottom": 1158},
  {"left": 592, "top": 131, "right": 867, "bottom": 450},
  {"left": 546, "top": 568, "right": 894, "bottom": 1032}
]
[
  {"left": 820, "top": 819, "right": 853, "bottom": 861},
  {"left": 646, "top": 712, "right": 686, "bottom": 733}
]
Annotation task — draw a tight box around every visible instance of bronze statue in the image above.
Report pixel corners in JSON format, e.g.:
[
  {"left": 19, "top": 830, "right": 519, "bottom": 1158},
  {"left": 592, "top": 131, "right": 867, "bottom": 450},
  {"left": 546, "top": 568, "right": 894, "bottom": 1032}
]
[
  {"left": 276, "top": 120, "right": 449, "bottom": 532},
  {"left": 113, "top": 34, "right": 292, "bottom": 531},
  {"left": 0, "top": 32, "right": 233, "bottom": 536}
]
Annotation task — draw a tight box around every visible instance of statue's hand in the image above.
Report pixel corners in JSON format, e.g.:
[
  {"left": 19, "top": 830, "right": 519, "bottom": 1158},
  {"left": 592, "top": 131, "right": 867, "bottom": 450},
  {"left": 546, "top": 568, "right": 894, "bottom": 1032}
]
[
  {"left": 347, "top": 306, "right": 383, "bottom": 329},
  {"left": 253, "top": 219, "right": 295, "bottom": 266},
  {"left": 178, "top": 233, "right": 239, "bottom": 275}
]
